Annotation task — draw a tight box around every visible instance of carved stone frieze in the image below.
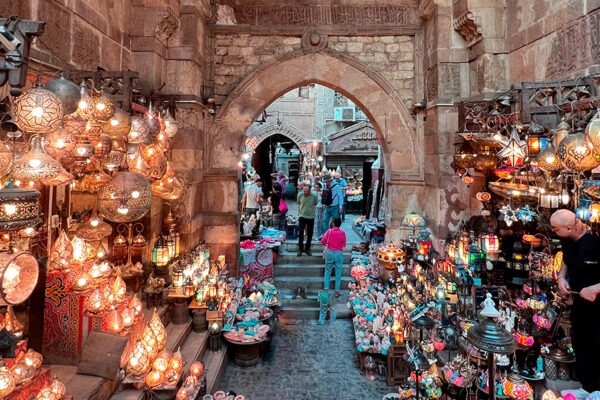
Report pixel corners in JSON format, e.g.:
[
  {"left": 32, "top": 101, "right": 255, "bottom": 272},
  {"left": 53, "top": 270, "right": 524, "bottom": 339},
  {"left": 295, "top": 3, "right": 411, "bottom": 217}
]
[
  {"left": 155, "top": 7, "right": 179, "bottom": 43},
  {"left": 453, "top": 11, "right": 482, "bottom": 47},
  {"left": 246, "top": 122, "right": 305, "bottom": 150},
  {"left": 301, "top": 29, "right": 328, "bottom": 52}
]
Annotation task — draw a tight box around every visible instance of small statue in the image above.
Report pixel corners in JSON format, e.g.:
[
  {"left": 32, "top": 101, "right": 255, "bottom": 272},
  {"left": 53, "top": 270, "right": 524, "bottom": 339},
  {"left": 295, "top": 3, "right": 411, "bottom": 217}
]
[
  {"left": 481, "top": 293, "right": 501, "bottom": 318},
  {"left": 535, "top": 355, "right": 544, "bottom": 378}
]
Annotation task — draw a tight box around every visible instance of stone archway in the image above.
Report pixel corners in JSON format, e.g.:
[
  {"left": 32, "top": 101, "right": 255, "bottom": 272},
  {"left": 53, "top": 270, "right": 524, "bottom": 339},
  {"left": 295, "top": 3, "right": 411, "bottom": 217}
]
[
  {"left": 202, "top": 49, "right": 426, "bottom": 266},
  {"left": 246, "top": 122, "right": 306, "bottom": 151}
]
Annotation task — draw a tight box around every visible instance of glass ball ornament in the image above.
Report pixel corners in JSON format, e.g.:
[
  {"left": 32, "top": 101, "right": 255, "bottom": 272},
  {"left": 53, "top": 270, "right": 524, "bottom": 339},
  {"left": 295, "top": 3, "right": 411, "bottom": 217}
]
[
  {"left": 103, "top": 108, "right": 131, "bottom": 140},
  {"left": 44, "top": 72, "right": 81, "bottom": 114},
  {"left": 12, "top": 80, "right": 64, "bottom": 134},
  {"left": 98, "top": 171, "right": 152, "bottom": 223},
  {"left": 45, "top": 124, "right": 76, "bottom": 160},
  {"left": 128, "top": 116, "right": 151, "bottom": 145},
  {"left": 557, "top": 131, "right": 600, "bottom": 171},
  {"left": 12, "top": 135, "right": 62, "bottom": 182},
  {"left": 92, "top": 90, "right": 116, "bottom": 121}
]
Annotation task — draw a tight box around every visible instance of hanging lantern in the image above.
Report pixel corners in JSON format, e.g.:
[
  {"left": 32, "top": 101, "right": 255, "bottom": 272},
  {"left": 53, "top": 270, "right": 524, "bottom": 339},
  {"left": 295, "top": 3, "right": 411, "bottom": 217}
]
[
  {"left": 141, "top": 324, "right": 159, "bottom": 360},
  {"left": 75, "top": 82, "right": 94, "bottom": 120},
  {"left": 98, "top": 171, "right": 152, "bottom": 223},
  {"left": 497, "top": 128, "right": 527, "bottom": 167},
  {"left": 12, "top": 79, "right": 63, "bottom": 134},
  {"left": 71, "top": 236, "right": 89, "bottom": 264},
  {"left": 71, "top": 135, "right": 95, "bottom": 174},
  {"left": 152, "top": 234, "right": 170, "bottom": 267},
  {"left": 102, "top": 109, "right": 131, "bottom": 140},
  {"left": 169, "top": 349, "right": 184, "bottom": 372},
  {"left": 85, "top": 287, "right": 105, "bottom": 313},
  {"left": 131, "top": 231, "right": 146, "bottom": 263},
  {"left": 587, "top": 108, "right": 600, "bottom": 150},
  {"left": 24, "top": 349, "right": 43, "bottom": 369},
  {"left": 153, "top": 162, "right": 184, "bottom": 200},
  {"left": 84, "top": 120, "right": 104, "bottom": 140},
  {"left": 4, "top": 306, "right": 23, "bottom": 337},
  {"left": 93, "top": 134, "right": 112, "bottom": 158},
  {"left": 576, "top": 198, "right": 592, "bottom": 221},
  {"left": 128, "top": 116, "right": 151, "bottom": 145},
  {"left": 468, "top": 243, "right": 485, "bottom": 272},
  {"left": 453, "top": 141, "right": 477, "bottom": 169},
  {"left": 0, "top": 141, "right": 13, "bottom": 177},
  {"left": 106, "top": 309, "right": 124, "bottom": 333},
  {"left": 96, "top": 243, "right": 108, "bottom": 260},
  {"left": 537, "top": 142, "right": 562, "bottom": 174},
  {"left": 91, "top": 90, "right": 116, "bottom": 121},
  {"left": 44, "top": 72, "right": 81, "bottom": 114},
  {"left": 12, "top": 135, "right": 62, "bottom": 182},
  {"left": 472, "top": 147, "right": 497, "bottom": 171},
  {"left": 144, "top": 103, "right": 161, "bottom": 137},
  {"left": 41, "top": 169, "right": 74, "bottom": 186},
  {"left": 142, "top": 144, "right": 168, "bottom": 181},
  {"left": 502, "top": 373, "right": 532, "bottom": 399},
  {"left": 49, "top": 378, "right": 66, "bottom": 398},
  {"left": 557, "top": 129, "right": 600, "bottom": 171},
  {"left": 89, "top": 260, "right": 112, "bottom": 281},
  {"left": 130, "top": 294, "right": 143, "bottom": 317},
  {"left": 122, "top": 307, "right": 134, "bottom": 328},
  {"left": 145, "top": 370, "right": 164, "bottom": 389},
  {"left": 167, "top": 230, "right": 180, "bottom": 260},
  {"left": 0, "top": 252, "right": 39, "bottom": 305},
  {"left": 104, "top": 148, "right": 125, "bottom": 172},
  {"left": 44, "top": 123, "right": 80, "bottom": 162},
  {"left": 189, "top": 361, "right": 205, "bottom": 378},
  {"left": 127, "top": 145, "right": 151, "bottom": 176},
  {"left": 126, "top": 339, "right": 151, "bottom": 377},
  {"left": 150, "top": 308, "right": 167, "bottom": 349},
  {"left": 540, "top": 191, "right": 560, "bottom": 209},
  {"left": 554, "top": 118, "right": 571, "bottom": 148},
  {"left": 526, "top": 121, "right": 547, "bottom": 156},
  {"left": 112, "top": 232, "right": 128, "bottom": 264},
  {"left": 36, "top": 388, "right": 58, "bottom": 400},
  {"left": 162, "top": 108, "right": 179, "bottom": 137},
  {"left": 0, "top": 182, "right": 40, "bottom": 232},
  {"left": 85, "top": 168, "right": 111, "bottom": 190},
  {"left": 153, "top": 349, "right": 172, "bottom": 373},
  {"left": 70, "top": 264, "right": 93, "bottom": 292},
  {"left": 0, "top": 361, "right": 15, "bottom": 397},
  {"left": 76, "top": 210, "right": 113, "bottom": 241}
]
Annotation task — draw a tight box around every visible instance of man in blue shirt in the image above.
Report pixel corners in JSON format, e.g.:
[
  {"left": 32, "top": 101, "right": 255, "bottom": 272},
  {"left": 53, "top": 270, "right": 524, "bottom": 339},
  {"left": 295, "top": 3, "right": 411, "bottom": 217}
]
[
  {"left": 321, "top": 174, "right": 344, "bottom": 236},
  {"left": 335, "top": 172, "right": 348, "bottom": 221}
]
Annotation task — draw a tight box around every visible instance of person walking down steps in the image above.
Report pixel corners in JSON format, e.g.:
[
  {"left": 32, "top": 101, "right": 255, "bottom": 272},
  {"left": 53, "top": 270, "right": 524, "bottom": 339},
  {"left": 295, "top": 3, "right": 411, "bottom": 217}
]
[
  {"left": 319, "top": 217, "right": 346, "bottom": 324},
  {"left": 297, "top": 182, "right": 318, "bottom": 256}
]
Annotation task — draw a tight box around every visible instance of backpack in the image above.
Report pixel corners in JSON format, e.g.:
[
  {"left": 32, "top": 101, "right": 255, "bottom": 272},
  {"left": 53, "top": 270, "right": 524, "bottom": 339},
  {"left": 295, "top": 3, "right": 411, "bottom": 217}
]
[
  {"left": 279, "top": 198, "right": 288, "bottom": 214},
  {"left": 321, "top": 182, "right": 337, "bottom": 206}
]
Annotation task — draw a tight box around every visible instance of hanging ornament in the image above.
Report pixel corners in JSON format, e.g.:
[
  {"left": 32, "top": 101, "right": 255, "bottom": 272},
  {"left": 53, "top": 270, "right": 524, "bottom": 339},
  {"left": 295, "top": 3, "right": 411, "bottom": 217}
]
[
  {"left": 162, "top": 108, "right": 179, "bottom": 137},
  {"left": 44, "top": 124, "right": 76, "bottom": 160},
  {"left": 127, "top": 145, "right": 151, "bottom": 176},
  {"left": 554, "top": 118, "right": 571, "bottom": 148},
  {"left": 76, "top": 209, "right": 112, "bottom": 241},
  {"left": 103, "top": 109, "right": 131, "bottom": 140},
  {"left": 497, "top": 128, "right": 527, "bottom": 168},
  {"left": 98, "top": 171, "right": 152, "bottom": 223},
  {"left": 85, "top": 287, "right": 106, "bottom": 313},
  {"left": 144, "top": 102, "right": 161, "bottom": 137},
  {"left": 128, "top": 116, "right": 151, "bottom": 145},
  {"left": 104, "top": 149, "right": 126, "bottom": 172},
  {"left": 44, "top": 72, "right": 81, "bottom": 114},
  {"left": 537, "top": 142, "right": 562, "bottom": 174},
  {"left": 12, "top": 79, "right": 63, "bottom": 134},
  {"left": 84, "top": 168, "right": 111, "bottom": 190},
  {"left": 12, "top": 136, "right": 62, "bottom": 182},
  {"left": 499, "top": 204, "right": 519, "bottom": 227},
  {"left": 557, "top": 128, "right": 600, "bottom": 171},
  {"left": 518, "top": 205, "right": 536, "bottom": 223},
  {"left": 76, "top": 82, "right": 95, "bottom": 120},
  {"left": 91, "top": 90, "right": 116, "bottom": 121},
  {"left": 48, "top": 230, "right": 73, "bottom": 272}
]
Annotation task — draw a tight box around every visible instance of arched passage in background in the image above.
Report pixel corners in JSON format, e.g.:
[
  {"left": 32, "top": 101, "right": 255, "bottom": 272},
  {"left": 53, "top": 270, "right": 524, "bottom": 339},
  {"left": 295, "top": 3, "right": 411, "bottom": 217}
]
[{"left": 202, "top": 49, "right": 426, "bottom": 267}]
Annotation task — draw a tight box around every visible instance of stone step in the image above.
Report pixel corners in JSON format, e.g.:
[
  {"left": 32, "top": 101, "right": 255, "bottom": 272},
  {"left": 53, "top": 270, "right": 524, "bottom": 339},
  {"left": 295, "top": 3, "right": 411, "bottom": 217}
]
[
  {"left": 279, "top": 302, "right": 352, "bottom": 320},
  {"left": 274, "top": 275, "right": 353, "bottom": 290},
  {"left": 203, "top": 346, "right": 229, "bottom": 396},
  {"left": 277, "top": 249, "right": 352, "bottom": 264},
  {"left": 282, "top": 242, "right": 358, "bottom": 252},
  {"left": 273, "top": 263, "right": 350, "bottom": 277}
]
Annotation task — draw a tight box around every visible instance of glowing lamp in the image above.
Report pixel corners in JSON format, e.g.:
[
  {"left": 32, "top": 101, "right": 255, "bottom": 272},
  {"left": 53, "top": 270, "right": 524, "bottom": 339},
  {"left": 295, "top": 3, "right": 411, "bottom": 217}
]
[
  {"left": 152, "top": 234, "right": 170, "bottom": 267},
  {"left": 479, "top": 233, "right": 500, "bottom": 253},
  {"left": 169, "top": 349, "right": 184, "bottom": 372},
  {"left": 130, "top": 294, "right": 143, "bottom": 317},
  {"left": 49, "top": 378, "right": 66, "bottom": 398},
  {"left": 12, "top": 135, "right": 62, "bottom": 183},
  {"left": 106, "top": 309, "right": 124, "bottom": 333},
  {"left": 92, "top": 90, "right": 116, "bottom": 121},
  {"left": 145, "top": 370, "right": 164, "bottom": 388},
  {"left": 12, "top": 80, "right": 63, "bottom": 134},
  {"left": 24, "top": 349, "right": 43, "bottom": 369},
  {"left": 70, "top": 265, "right": 92, "bottom": 292},
  {"left": 85, "top": 287, "right": 106, "bottom": 313},
  {"left": 150, "top": 308, "right": 167, "bottom": 349},
  {"left": 122, "top": 307, "right": 134, "bottom": 328},
  {"left": 401, "top": 213, "right": 425, "bottom": 228},
  {"left": 153, "top": 349, "right": 172, "bottom": 373},
  {"left": 141, "top": 324, "right": 159, "bottom": 360},
  {"left": 576, "top": 199, "right": 592, "bottom": 221},
  {"left": 468, "top": 243, "right": 485, "bottom": 272},
  {"left": 189, "top": 361, "right": 205, "bottom": 377},
  {"left": 167, "top": 230, "right": 181, "bottom": 259},
  {"left": 0, "top": 361, "right": 15, "bottom": 397},
  {"left": 126, "top": 339, "right": 151, "bottom": 377},
  {"left": 502, "top": 373, "right": 532, "bottom": 399}
]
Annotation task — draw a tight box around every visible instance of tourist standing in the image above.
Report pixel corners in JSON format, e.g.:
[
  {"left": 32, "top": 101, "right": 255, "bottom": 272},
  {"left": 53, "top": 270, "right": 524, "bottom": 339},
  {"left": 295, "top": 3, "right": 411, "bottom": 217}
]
[
  {"left": 269, "top": 182, "right": 285, "bottom": 231},
  {"left": 271, "top": 171, "right": 289, "bottom": 199},
  {"left": 335, "top": 172, "right": 348, "bottom": 221},
  {"left": 551, "top": 209, "right": 600, "bottom": 394},
  {"left": 241, "top": 177, "right": 263, "bottom": 217},
  {"left": 320, "top": 174, "right": 343, "bottom": 236},
  {"left": 296, "top": 182, "right": 318, "bottom": 256},
  {"left": 313, "top": 182, "right": 324, "bottom": 240},
  {"left": 321, "top": 217, "right": 346, "bottom": 298}
]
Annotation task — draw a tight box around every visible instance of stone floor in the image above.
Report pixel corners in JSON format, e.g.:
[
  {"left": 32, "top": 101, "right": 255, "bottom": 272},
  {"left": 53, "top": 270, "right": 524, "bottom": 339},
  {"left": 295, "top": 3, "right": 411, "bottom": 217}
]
[{"left": 219, "top": 319, "right": 393, "bottom": 400}]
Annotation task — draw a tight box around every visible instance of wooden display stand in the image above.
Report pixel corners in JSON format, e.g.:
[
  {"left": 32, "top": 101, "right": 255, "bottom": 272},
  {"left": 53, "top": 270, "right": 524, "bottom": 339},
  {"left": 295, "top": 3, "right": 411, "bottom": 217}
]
[
  {"left": 386, "top": 343, "right": 411, "bottom": 385},
  {"left": 143, "top": 289, "right": 165, "bottom": 308}
]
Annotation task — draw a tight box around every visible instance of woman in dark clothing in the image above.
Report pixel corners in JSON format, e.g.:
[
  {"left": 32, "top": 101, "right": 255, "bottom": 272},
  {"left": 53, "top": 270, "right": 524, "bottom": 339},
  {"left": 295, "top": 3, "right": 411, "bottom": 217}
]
[{"left": 270, "top": 182, "right": 284, "bottom": 230}]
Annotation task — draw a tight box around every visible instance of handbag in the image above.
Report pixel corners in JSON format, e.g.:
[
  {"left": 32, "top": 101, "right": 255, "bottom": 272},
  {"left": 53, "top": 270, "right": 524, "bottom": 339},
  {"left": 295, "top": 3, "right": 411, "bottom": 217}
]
[
  {"left": 322, "top": 230, "right": 330, "bottom": 260},
  {"left": 279, "top": 197, "right": 288, "bottom": 214}
]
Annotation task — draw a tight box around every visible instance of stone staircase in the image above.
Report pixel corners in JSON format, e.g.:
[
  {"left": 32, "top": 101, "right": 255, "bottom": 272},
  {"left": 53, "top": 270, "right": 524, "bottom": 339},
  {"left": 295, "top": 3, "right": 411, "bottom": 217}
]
[
  {"left": 50, "top": 302, "right": 228, "bottom": 400},
  {"left": 277, "top": 241, "right": 354, "bottom": 320}
]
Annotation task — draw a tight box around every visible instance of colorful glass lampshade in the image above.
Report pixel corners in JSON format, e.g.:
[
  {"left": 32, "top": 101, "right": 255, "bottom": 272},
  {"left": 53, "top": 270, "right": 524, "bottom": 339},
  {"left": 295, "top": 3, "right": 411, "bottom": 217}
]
[
  {"left": 502, "top": 373, "right": 532, "bottom": 399},
  {"left": 12, "top": 136, "right": 62, "bottom": 182},
  {"left": 12, "top": 80, "right": 63, "bottom": 134},
  {"left": 401, "top": 212, "right": 425, "bottom": 228},
  {"left": 169, "top": 349, "right": 184, "bottom": 372},
  {"left": 10, "top": 361, "right": 33, "bottom": 385},
  {"left": 557, "top": 129, "right": 600, "bottom": 171},
  {"left": 98, "top": 171, "right": 152, "bottom": 223},
  {"left": 537, "top": 142, "right": 562, "bottom": 174},
  {"left": 0, "top": 182, "right": 40, "bottom": 232},
  {"left": 189, "top": 361, "right": 205, "bottom": 378},
  {"left": 126, "top": 339, "right": 151, "bottom": 377},
  {"left": 152, "top": 233, "right": 170, "bottom": 267},
  {"left": 576, "top": 198, "right": 592, "bottom": 221},
  {"left": 128, "top": 116, "right": 151, "bottom": 145},
  {"left": 49, "top": 378, "right": 67, "bottom": 398},
  {"left": 167, "top": 230, "right": 180, "bottom": 259},
  {"left": 48, "top": 230, "right": 73, "bottom": 272},
  {"left": 479, "top": 233, "right": 500, "bottom": 253},
  {"left": 44, "top": 72, "right": 81, "bottom": 114},
  {"left": 106, "top": 309, "right": 125, "bottom": 333},
  {"left": 111, "top": 274, "right": 127, "bottom": 301},
  {"left": 162, "top": 108, "right": 179, "bottom": 137},
  {"left": 91, "top": 90, "right": 116, "bottom": 121},
  {"left": 23, "top": 349, "right": 43, "bottom": 369},
  {"left": 122, "top": 307, "right": 134, "bottom": 328}
]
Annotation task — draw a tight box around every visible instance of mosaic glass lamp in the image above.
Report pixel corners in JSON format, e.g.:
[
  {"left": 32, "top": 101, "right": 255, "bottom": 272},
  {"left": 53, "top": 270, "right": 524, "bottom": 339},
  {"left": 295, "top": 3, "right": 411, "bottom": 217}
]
[{"left": 12, "top": 79, "right": 63, "bottom": 134}]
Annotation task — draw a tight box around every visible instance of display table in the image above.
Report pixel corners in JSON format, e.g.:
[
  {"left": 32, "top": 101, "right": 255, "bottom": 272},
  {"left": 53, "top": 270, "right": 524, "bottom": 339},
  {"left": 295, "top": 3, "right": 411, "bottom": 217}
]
[{"left": 223, "top": 335, "right": 267, "bottom": 367}]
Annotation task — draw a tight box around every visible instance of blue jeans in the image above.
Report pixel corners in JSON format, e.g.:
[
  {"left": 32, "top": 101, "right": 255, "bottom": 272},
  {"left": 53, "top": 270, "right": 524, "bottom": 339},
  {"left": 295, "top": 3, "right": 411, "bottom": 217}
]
[
  {"left": 324, "top": 250, "right": 343, "bottom": 291},
  {"left": 322, "top": 206, "right": 340, "bottom": 234}
]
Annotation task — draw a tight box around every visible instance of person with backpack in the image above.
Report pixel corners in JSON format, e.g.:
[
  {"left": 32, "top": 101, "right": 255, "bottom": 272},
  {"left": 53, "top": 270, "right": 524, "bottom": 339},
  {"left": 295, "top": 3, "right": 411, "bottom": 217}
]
[
  {"left": 320, "top": 174, "right": 344, "bottom": 237},
  {"left": 269, "top": 182, "right": 287, "bottom": 231}
]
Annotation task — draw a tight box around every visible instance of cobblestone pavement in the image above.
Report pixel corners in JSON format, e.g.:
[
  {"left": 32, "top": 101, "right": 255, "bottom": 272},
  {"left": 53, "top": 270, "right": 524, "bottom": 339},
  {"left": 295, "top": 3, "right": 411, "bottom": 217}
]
[{"left": 219, "top": 319, "right": 393, "bottom": 400}]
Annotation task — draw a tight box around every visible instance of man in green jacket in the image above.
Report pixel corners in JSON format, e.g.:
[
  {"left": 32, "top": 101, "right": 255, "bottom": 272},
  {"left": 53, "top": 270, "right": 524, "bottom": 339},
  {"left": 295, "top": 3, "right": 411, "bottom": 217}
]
[{"left": 297, "top": 182, "right": 318, "bottom": 256}]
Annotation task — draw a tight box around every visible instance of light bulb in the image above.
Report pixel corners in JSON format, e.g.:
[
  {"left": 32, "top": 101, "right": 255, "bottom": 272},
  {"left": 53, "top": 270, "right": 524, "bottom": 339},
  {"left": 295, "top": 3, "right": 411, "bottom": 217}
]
[
  {"left": 56, "top": 139, "right": 65, "bottom": 149},
  {"left": 97, "top": 103, "right": 106, "bottom": 111},
  {"left": 118, "top": 206, "right": 129, "bottom": 215},
  {"left": 79, "top": 100, "right": 88, "bottom": 108},
  {"left": 131, "top": 191, "right": 140, "bottom": 199},
  {"left": 111, "top": 119, "right": 118, "bottom": 126},
  {"left": 545, "top": 155, "right": 555, "bottom": 163},
  {"left": 28, "top": 158, "right": 42, "bottom": 168},
  {"left": 4, "top": 204, "right": 16, "bottom": 215},
  {"left": 91, "top": 219, "right": 99, "bottom": 227},
  {"left": 32, "top": 107, "right": 44, "bottom": 117}
]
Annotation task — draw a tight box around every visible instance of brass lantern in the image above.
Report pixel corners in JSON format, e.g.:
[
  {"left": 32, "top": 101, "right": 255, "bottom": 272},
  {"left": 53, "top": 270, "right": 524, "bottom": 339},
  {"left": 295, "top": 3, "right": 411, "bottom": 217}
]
[
  {"left": 44, "top": 72, "right": 81, "bottom": 114},
  {"left": 94, "top": 134, "right": 112, "bottom": 158},
  {"left": 91, "top": 90, "right": 116, "bottom": 121},
  {"left": 85, "top": 120, "right": 104, "bottom": 140},
  {"left": 12, "top": 135, "right": 62, "bottom": 182},
  {"left": 0, "top": 141, "right": 13, "bottom": 177},
  {"left": 112, "top": 232, "right": 128, "bottom": 265},
  {"left": 126, "top": 339, "right": 151, "bottom": 377},
  {"left": 162, "top": 108, "right": 179, "bottom": 137},
  {"left": 10, "top": 362, "right": 33, "bottom": 385},
  {"left": 453, "top": 141, "right": 477, "bottom": 169},
  {"left": 104, "top": 148, "right": 125, "bottom": 172},
  {"left": 85, "top": 287, "right": 105, "bottom": 313},
  {"left": 131, "top": 230, "right": 146, "bottom": 263},
  {"left": 472, "top": 146, "right": 497, "bottom": 171},
  {"left": 142, "top": 144, "right": 168, "bottom": 181},
  {"left": 144, "top": 103, "right": 161, "bottom": 137},
  {"left": 70, "top": 264, "right": 93, "bottom": 292},
  {"left": 0, "top": 252, "right": 39, "bottom": 305},
  {"left": 557, "top": 129, "right": 600, "bottom": 171},
  {"left": 152, "top": 234, "right": 170, "bottom": 267},
  {"left": 537, "top": 142, "right": 562, "bottom": 173},
  {"left": 12, "top": 80, "right": 63, "bottom": 134},
  {"left": 127, "top": 145, "right": 151, "bottom": 176},
  {"left": 167, "top": 230, "right": 180, "bottom": 259},
  {"left": 76, "top": 82, "right": 95, "bottom": 120},
  {"left": 76, "top": 210, "right": 113, "bottom": 241},
  {"left": 150, "top": 308, "right": 167, "bottom": 349},
  {"left": 128, "top": 116, "right": 151, "bottom": 145},
  {"left": 49, "top": 230, "right": 73, "bottom": 272},
  {"left": 98, "top": 171, "right": 152, "bottom": 223},
  {"left": 141, "top": 324, "right": 159, "bottom": 360},
  {"left": 554, "top": 118, "right": 571, "bottom": 148},
  {"left": 103, "top": 109, "right": 131, "bottom": 140},
  {"left": 63, "top": 114, "right": 86, "bottom": 136},
  {"left": 0, "top": 182, "right": 40, "bottom": 232},
  {"left": 0, "top": 360, "right": 15, "bottom": 397}
]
